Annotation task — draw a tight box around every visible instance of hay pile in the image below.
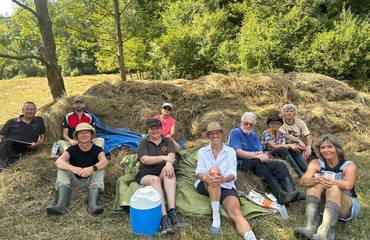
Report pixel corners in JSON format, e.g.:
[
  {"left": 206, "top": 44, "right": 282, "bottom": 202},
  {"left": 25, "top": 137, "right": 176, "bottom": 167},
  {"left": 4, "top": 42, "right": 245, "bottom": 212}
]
[
  {"left": 1, "top": 72, "right": 370, "bottom": 239},
  {"left": 40, "top": 72, "right": 370, "bottom": 150}
]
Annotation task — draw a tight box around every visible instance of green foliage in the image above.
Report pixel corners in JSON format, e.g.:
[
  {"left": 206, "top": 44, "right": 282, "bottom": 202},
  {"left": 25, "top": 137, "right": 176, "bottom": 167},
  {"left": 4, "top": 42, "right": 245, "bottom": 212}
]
[
  {"left": 149, "top": 0, "right": 230, "bottom": 79},
  {"left": 295, "top": 9, "right": 370, "bottom": 80},
  {"left": 0, "top": 0, "right": 368, "bottom": 87}
]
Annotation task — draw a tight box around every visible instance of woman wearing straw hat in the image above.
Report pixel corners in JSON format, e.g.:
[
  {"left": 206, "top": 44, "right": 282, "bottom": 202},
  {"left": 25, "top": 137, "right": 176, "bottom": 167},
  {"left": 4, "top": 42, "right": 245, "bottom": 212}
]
[
  {"left": 47, "top": 122, "right": 108, "bottom": 215},
  {"left": 295, "top": 134, "right": 360, "bottom": 240},
  {"left": 195, "top": 122, "right": 256, "bottom": 240}
]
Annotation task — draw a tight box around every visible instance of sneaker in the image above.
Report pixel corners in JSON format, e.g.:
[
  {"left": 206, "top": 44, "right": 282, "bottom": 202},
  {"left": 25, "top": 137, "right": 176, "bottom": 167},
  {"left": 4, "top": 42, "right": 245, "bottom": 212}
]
[
  {"left": 168, "top": 209, "right": 181, "bottom": 230},
  {"left": 160, "top": 215, "right": 173, "bottom": 235}
]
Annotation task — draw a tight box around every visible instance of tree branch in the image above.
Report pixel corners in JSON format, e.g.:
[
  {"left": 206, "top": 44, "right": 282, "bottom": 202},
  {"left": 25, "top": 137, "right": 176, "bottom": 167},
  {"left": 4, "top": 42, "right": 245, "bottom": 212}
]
[
  {"left": 119, "top": 0, "right": 134, "bottom": 15},
  {"left": 0, "top": 53, "right": 45, "bottom": 63},
  {"left": 11, "top": 0, "right": 38, "bottom": 17}
]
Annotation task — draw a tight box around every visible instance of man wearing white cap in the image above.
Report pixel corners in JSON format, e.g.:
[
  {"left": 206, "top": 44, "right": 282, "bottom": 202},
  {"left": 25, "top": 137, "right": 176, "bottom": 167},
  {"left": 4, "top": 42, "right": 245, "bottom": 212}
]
[
  {"left": 57, "top": 96, "right": 104, "bottom": 153},
  {"left": 47, "top": 123, "right": 108, "bottom": 215}
]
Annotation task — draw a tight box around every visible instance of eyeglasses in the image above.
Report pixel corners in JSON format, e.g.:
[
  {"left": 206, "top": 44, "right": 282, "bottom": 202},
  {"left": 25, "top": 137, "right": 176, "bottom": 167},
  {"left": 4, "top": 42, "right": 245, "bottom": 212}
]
[
  {"left": 163, "top": 107, "right": 172, "bottom": 111},
  {"left": 242, "top": 121, "right": 254, "bottom": 127}
]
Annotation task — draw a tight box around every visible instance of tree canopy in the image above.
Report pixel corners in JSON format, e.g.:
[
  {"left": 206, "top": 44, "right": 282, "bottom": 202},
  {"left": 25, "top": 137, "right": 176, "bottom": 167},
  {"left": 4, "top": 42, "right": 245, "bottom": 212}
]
[{"left": 0, "top": 0, "right": 369, "bottom": 88}]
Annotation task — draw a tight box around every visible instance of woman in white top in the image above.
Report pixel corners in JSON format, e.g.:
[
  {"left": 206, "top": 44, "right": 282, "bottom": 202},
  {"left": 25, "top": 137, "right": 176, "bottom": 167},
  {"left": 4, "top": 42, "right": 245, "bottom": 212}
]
[{"left": 195, "top": 122, "right": 256, "bottom": 240}]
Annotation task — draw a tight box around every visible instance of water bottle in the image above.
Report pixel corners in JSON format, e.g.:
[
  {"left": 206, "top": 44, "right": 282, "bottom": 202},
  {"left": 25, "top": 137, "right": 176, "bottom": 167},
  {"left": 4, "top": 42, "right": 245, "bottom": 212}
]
[{"left": 51, "top": 143, "right": 59, "bottom": 158}]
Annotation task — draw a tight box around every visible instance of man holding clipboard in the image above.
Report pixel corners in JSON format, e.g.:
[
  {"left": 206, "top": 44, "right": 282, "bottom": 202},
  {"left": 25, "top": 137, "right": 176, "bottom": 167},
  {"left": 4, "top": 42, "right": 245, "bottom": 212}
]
[{"left": 0, "top": 101, "right": 45, "bottom": 170}]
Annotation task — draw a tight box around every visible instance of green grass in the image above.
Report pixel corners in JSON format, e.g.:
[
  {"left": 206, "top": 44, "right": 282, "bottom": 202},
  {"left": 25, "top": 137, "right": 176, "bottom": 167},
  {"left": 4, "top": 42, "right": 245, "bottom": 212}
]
[{"left": 0, "top": 74, "right": 120, "bottom": 125}]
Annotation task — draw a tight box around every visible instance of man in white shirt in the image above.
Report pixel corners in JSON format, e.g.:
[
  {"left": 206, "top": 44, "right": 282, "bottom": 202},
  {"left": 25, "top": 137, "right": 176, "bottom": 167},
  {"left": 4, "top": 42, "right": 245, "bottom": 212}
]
[{"left": 195, "top": 122, "right": 256, "bottom": 240}]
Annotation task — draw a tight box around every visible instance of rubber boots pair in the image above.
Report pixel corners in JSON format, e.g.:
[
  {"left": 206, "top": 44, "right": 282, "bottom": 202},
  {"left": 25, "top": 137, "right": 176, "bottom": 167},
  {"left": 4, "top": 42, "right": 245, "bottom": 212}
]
[
  {"left": 46, "top": 186, "right": 71, "bottom": 215},
  {"left": 87, "top": 187, "right": 104, "bottom": 215},
  {"left": 311, "top": 201, "right": 340, "bottom": 240},
  {"left": 267, "top": 178, "right": 298, "bottom": 205},
  {"left": 47, "top": 187, "right": 103, "bottom": 215},
  {"left": 294, "top": 195, "right": 321, "bottom": 239}
]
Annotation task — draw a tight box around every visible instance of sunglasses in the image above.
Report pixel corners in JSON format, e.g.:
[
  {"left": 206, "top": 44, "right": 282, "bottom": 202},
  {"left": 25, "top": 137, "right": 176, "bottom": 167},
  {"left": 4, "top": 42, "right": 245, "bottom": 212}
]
[{"left": 163, "top": 107, "right": 172, "bottom": 111}]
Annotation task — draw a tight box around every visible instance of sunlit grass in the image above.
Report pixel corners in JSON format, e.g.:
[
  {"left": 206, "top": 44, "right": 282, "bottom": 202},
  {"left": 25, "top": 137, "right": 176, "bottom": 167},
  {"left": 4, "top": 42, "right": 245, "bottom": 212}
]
[{"left": 0, "top": 74, "right": 121, "bottom": 124}]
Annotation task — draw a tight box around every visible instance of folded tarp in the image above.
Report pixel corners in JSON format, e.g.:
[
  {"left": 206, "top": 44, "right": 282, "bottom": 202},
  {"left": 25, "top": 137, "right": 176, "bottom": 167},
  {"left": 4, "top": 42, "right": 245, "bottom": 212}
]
[
  {"left": 113, "top": 146, "right": 271, "bottom": 219},
  {"left": 91, "top": 114, "right": 142, "bottom": 153}
]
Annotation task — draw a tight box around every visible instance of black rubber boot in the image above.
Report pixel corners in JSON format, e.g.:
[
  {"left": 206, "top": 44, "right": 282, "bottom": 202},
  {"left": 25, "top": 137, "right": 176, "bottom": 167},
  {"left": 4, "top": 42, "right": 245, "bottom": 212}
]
[
  {"left": 312, "top": 201, "right": 340, "bottom": 240},
  {"left": 46, "top": 186, "right": 71, "bottom": 215},
  {"left": 294, "top": 195, "right": 321, "bottom": 239},
  {"left": 280, "top": 177, "right": 305, "bottom": 201},
  {"left": 87, "top": 187, "right": 104, "bottom": 215},
  {"left": 285, "top": 154, "right": 304, "bottom": 178},
  {"left": 267, "top": 178, "right": 298, "bottom": 205}
]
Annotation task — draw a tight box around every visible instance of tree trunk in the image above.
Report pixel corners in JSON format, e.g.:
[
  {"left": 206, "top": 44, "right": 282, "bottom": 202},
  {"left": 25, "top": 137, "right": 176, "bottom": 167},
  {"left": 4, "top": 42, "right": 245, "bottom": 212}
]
[
  {"left": 113, "top": 0, "right": 127, "bottom": 81},
  {"left": 34, "top": 0, "right": 66, "bottom": 99}
]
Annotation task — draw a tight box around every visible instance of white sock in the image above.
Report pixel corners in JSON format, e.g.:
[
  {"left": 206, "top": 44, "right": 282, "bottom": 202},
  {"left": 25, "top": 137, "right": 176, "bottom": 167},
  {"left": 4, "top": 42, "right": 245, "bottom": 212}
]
[
  {"left": 211, "top": 201, "right": 221, "bottom": 228},
  {"left": 243, "top": 231, "right": 257, "bottom": 240}
]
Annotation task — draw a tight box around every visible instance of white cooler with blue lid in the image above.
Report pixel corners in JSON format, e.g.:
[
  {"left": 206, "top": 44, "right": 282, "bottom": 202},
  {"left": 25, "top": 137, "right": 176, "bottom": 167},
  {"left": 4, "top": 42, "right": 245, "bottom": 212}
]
[{"left": 130, "top": 186, "right": 162, "bottom": 236}]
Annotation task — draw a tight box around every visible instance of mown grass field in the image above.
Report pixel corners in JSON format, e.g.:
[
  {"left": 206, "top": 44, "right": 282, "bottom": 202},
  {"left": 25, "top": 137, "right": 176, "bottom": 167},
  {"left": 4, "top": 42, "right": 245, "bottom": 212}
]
[
  {"left": 0, "top": 74, "right": 369, "bottom": 240},
  {"left": 0, "top": 74, "right": 120, "bottom": 125}
]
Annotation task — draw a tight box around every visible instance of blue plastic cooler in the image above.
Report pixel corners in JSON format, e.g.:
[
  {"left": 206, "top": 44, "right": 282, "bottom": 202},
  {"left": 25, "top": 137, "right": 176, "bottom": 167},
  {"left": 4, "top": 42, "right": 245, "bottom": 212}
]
[{"left": 130, "top": 186, "right": 162, "bottom": 236}]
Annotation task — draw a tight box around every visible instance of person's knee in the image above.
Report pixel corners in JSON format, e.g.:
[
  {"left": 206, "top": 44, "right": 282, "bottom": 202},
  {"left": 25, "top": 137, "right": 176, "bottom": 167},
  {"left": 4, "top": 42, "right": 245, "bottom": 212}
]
[
  {"left": 209, "top": 166, "right": 221, "bottom": 175},
  {"left": 150, "top": 175, "right": 161, "bottom": 185},
  {"left": 228, "top": 206, "right": 242, "bottom": 220},
  {"left": 325, "top": 185, "right": 341, "bottom": 197},
  {"left": 307, "top": 184, "right": 323, "bottom": 196}
]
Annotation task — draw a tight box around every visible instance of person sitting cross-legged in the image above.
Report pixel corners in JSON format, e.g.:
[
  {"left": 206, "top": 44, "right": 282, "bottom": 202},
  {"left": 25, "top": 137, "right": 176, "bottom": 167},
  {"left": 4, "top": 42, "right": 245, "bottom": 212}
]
[
  {"left": 135, "top": 118, "right": 180, "bottom": 234},
  {"left": 294, "top": 134, "right": 360, "bottom": 240},
  {"left": 47, "top": 123, "right": 108, "bottom": 215},
  {"left": 195, "top": 122, "right": 256, "bottom": 240}
]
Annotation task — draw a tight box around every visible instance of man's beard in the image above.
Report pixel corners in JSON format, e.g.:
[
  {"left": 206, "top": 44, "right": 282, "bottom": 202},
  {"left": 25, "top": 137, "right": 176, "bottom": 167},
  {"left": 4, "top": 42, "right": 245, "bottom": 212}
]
[{"left": 240, "top": 127, "right": 252, "bottom": 134}]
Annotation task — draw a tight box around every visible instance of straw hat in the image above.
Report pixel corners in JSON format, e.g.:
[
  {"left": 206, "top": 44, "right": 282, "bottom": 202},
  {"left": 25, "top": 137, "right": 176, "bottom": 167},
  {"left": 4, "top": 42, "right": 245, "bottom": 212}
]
[
  {"left": 73, "top": 122, "right": 96, "bottom": 139},
  {"left": 205, "top": 122, "right": 224, "bottom": 135}
]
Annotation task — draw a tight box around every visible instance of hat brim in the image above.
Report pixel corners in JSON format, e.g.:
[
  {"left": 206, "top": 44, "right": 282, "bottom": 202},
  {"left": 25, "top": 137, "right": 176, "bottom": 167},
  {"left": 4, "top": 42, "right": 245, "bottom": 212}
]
[{"left": 73, "top": 129, "right": 96, "bottom": 139}]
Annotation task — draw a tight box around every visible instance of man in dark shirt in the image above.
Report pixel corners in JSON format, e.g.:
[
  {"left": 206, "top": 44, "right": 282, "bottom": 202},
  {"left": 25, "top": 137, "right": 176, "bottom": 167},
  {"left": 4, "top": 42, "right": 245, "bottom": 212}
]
[
  {"left": 0, "top": 102, "right": 45, "bottom": 170},
  {"left": 135, "top": 118, "right": 180, "bottom": 234},
  {"left": 47, "top": 123, "right": 108, "bottom": 215},
  {"left": 57, "top": 96, "right": 104, "bottom": 153}
]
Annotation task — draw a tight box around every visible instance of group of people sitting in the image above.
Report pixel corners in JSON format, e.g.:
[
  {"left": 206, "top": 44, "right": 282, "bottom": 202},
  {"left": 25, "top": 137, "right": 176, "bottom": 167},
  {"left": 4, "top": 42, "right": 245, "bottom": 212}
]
[{"left": 0, "top": 99, "right": 360, "bottom": 240}]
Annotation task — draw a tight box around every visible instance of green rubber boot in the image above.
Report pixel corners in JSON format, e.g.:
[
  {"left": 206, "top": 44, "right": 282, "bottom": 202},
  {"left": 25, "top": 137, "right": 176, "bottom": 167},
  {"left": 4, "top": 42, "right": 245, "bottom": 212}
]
[
  {"left": 294, "top": 195, "right": 321, "bottom": 239},
  {"left": 311, "top": 201, "right": 340, "bottom": 240},
  {"left": 87, "top": 187, "right": 104, "bottom": 215},
  {"left": 46, "top": 186, "right": 71, "bottom": 215}
]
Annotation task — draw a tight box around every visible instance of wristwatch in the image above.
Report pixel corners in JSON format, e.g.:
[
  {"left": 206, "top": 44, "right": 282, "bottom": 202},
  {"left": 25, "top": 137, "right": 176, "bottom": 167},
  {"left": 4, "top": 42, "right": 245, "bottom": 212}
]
[{"left": 92, "top": 165, "right": 98, "bottom": 171}]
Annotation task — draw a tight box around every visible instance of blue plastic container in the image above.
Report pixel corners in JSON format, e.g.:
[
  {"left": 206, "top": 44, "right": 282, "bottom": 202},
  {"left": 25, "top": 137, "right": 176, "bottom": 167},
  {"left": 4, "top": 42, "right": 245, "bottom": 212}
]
[{"left": 130, "top": 186, "right": 162, "bottom": 236}]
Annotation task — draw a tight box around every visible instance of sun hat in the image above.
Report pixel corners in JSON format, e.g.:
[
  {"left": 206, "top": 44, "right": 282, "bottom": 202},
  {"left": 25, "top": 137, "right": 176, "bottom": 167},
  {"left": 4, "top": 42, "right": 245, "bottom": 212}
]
[
  {"left": 206, "top": 122, "right": 224, "bottom": 135},
  {"left": 73, "top": 122, "right": 96, "bottom": 139},
  {"left": 266, "top": 114, "right": 284, "bottom": 125},
  {"left": 162, "top": 103, "right": 173, "bottom": 110}
]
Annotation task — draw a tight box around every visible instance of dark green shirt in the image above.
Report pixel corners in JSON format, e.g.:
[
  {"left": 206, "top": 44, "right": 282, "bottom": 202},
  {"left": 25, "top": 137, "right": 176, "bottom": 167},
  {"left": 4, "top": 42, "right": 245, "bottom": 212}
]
[{"left": 137, "top": 136, "right": 176, "bottom": 171}]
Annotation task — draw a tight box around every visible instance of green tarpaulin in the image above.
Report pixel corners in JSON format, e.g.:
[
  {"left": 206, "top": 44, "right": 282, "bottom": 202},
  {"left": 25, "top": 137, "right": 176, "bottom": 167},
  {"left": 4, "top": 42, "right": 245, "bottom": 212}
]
[{"left": 113, "top": 147, "right": 271, "bottom": 219}]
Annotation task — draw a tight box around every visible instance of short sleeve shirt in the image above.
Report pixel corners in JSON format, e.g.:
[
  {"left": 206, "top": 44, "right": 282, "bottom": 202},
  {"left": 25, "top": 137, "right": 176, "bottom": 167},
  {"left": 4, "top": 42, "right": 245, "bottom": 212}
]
[
  {"left": 153, "top": 115, "right": 176, "bottom": 137},
  {"left": 137, "top": 136, "right": 176, "bottom": 171},
  {"left": 279, "top": 118, "right": 310, "bottom": 143},
  {"left": 228, "top": 128, "right": 262, "bottom": 161},
  {"left": 67, "top": 144, "right": 103, "bottom": 178},
  {"left": 261, "top": 129, "right": 286, "bottom": 151},
  {"left": 0, "top": 115, "right": 46, "bottom": 143},
  {"left": 62, "top": 111, "right": 94, "bottom": 139}
]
